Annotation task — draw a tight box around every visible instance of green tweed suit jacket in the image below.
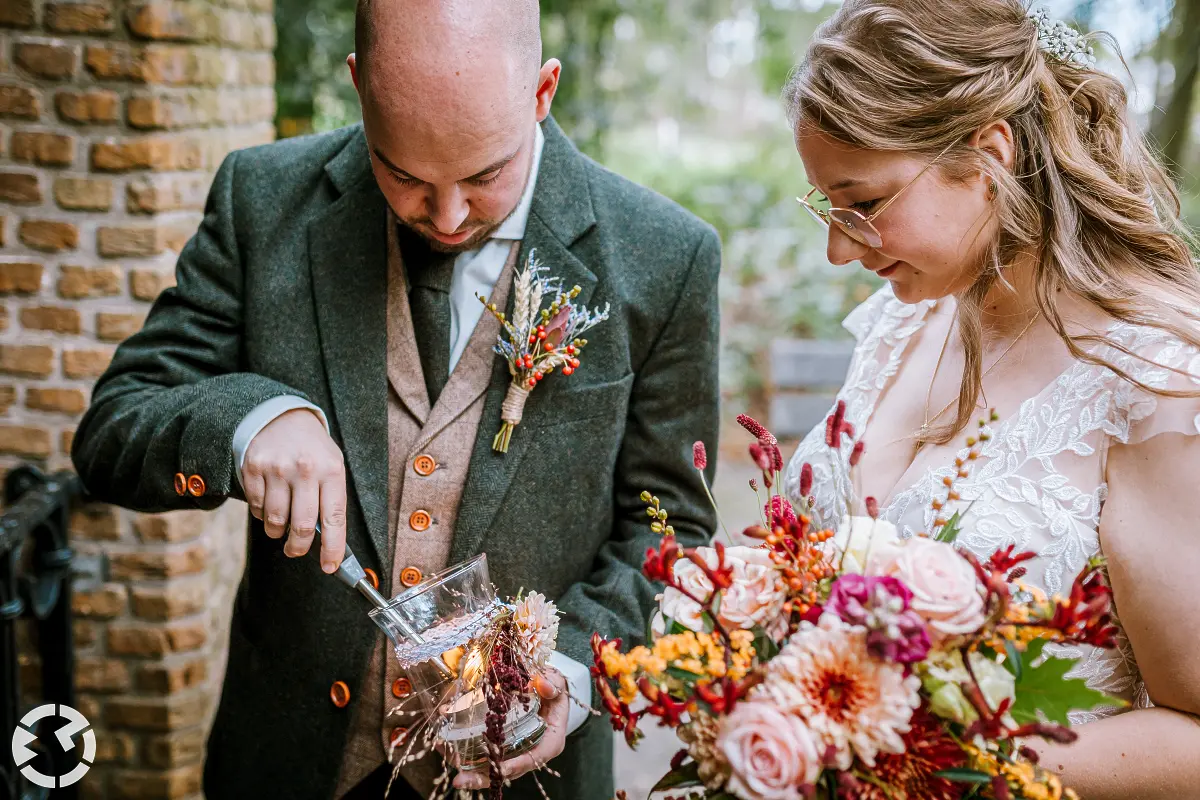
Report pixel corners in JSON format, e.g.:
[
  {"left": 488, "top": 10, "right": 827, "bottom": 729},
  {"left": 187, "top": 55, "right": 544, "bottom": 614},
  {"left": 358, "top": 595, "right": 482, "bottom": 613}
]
[{"left": 72, "top": 117, "right": 720, "bottom": 800}]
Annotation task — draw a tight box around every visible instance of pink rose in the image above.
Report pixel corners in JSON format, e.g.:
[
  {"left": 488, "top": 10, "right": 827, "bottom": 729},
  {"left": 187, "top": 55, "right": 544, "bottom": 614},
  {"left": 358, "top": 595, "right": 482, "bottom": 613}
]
[
  {"left": 655, "top": 546, "right": 785, "bottom": 636},
  {"left": 718, "top": 701, "right": 821, "bottom": 800},
  {"left": 867, "top": 536, "right": 986, "bottom": 642}
]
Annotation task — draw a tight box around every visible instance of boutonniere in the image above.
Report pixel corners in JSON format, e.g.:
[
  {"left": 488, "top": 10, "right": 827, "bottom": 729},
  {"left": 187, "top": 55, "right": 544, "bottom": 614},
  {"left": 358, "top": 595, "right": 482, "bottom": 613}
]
[{"left": 478, "top": 251, "right": 610, "bottom": 453}]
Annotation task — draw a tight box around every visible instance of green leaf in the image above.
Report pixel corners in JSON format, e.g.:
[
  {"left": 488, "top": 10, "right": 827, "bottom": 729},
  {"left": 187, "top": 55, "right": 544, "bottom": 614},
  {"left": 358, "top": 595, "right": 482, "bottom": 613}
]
[
  {"left": 668, "top": 619, "right": 693, "bottom": 636},
  {"left": 751, "top": 626, "right": 780, "bottom": 662},
  {"left": 934, "top": 768, "right": 994, "bottom": 785},
  {"left": 935, "top": 510, "right": 965, "bottom": 543},
  {"left": 1011, "top": 642, "right": 1126, "bottom": 725},
  {"left": 665, "top": 665, "right": 705, "bottom": 683},
  {"left": 1004, "top": 639, "right": 1023, "bottom": 680},
  {"left": 650, "top": 761, "right": 701, "bottom": 792}
]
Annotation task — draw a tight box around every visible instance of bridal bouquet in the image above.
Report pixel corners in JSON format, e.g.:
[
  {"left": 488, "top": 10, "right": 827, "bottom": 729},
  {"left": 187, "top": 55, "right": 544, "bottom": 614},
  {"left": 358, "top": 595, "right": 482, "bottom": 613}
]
[{"left": 592, "top": 408, "right": 1123, "bottom": 800}]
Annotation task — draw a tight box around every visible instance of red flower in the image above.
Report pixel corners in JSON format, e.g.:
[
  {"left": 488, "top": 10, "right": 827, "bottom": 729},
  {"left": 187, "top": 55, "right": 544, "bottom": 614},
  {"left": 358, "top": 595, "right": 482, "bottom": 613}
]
[
  {"left": 850, "top": 440, "right": 866, "bottom": 467},
  {"left": 1047, "top": 566, "right": 1119, "bottom": 648},
  {"left": 988, "top": 544, "right": 1037, "bottom": 575},
  {"left": 748, "top": 442, "right": 772, "bottom": 472},
  {"left": 737, "top": 413, "right": 777, "bottom": 445},
  {"left": 824, "top": 400, "right": 856, "bottom": 449},
  {"left": 799, "top": 462, "right": 814, "bottom": 496},
  {"left": 692, "top": 441, "right": 708, "bottom": 470},
  {"left": 765, "top": 495, "right": 798, "bottom": 528},
  {"left": 845, "top": 707, "right": 968, "bottom": 800},
  {"left": 639, "top": 677, "right": 687, "bottom": 727},
  {"left": 685, "top": 541, "right": 734, "bottom": 590},
  {"left": 642, "top": 535, "right": 680, "bottom": 583}
]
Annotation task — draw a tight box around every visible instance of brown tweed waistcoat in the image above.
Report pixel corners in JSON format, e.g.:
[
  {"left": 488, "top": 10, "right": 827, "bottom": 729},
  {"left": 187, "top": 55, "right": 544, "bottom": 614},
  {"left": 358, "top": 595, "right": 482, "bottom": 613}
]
[{"left": 333, "top": 212, "right": 518, "bottom": 798}]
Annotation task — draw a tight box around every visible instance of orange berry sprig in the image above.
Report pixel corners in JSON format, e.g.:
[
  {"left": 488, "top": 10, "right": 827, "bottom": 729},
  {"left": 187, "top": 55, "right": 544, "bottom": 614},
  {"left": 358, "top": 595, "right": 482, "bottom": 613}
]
[
  {"left": 477, "top": 256, "right": 609, "bottom": 453},
  {"left": 929, "top": 409, "right": 997, "bottom": 530}
]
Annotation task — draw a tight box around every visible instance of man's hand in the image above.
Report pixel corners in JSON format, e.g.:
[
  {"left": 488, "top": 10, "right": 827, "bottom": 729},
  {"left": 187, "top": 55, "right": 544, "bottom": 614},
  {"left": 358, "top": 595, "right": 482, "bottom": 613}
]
[
  {"left": 452, "top": 669, "right": 569, "bottom": 791},
  {"left": 241, "top": 408, "right": 348, "bottom": 573}
]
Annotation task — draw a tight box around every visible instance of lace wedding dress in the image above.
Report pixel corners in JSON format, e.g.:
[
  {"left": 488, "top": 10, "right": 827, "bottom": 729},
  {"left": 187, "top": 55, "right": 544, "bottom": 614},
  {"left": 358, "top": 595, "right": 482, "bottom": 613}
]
[{"left": 783, "top": 285, "right": 1200, "bottom": 721}]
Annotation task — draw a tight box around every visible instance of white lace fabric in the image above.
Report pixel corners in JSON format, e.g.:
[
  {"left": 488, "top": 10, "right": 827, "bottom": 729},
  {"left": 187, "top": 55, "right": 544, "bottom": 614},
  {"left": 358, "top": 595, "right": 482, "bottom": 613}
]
[{"left": 784, "top": 285, "right": 1200, "bottom": 722}]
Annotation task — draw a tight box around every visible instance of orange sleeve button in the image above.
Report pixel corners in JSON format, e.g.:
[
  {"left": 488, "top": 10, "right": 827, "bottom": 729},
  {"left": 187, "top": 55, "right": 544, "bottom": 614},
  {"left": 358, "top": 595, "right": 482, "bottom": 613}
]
[
  {"left": 364, "top": 568, "right": 379, "bottom": 590},
  {"left": 392, "top": 677, "right": 412, "bottom": 698},
  {"left": 173, "top": 473, "right": 187, "bottom": 495},
  {"left": 186, "top": 475, "right": 206, "bottom": 497},
  {"left": 408, "top": 510, "right": 432, "bottom": 532},
  {"left": 330, "top": 680, "right": 351, "bottom": 708},
  {"left": 400, "top": 567, "right": 423, "bottom": 588},
  {"left": 413, "top": 455, "right": 437, "bottom": 476}
]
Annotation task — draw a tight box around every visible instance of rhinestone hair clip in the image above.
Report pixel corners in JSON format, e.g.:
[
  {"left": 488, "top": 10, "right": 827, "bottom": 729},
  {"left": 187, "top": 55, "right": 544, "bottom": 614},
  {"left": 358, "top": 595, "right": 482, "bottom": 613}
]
[{"left": 1028, "top": 7, "right": 1096, "bottom": 68}]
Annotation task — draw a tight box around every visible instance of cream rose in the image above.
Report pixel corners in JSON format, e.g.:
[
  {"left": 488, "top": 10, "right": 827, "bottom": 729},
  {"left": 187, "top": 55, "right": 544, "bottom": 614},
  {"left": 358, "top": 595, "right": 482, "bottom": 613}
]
[
  {"left": 867, "top": 536, "right": 986, "bottom": 642},
  {"left": 829, "top": 516, "right": 900, "bottom": 574},
  {"left": 653, "top": 546, "right": 786, "bottom": 636},
  {"left": 718, "top": 701, "right": 821, "bottom": 800},
  {"left": 921, "top": 650, "right": 1016, "bottom": 725}
]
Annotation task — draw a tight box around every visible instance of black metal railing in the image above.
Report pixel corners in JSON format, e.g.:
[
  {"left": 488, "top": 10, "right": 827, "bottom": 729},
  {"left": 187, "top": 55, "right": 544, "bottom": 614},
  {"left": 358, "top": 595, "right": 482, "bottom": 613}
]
[{"left": 1, "top": 466, "right": 84, "bottom": 800}]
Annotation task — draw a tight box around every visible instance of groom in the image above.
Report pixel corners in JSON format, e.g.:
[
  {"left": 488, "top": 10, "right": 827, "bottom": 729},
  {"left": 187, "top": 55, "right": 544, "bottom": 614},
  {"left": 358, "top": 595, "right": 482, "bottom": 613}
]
[{"left": 71, "top": 0, "right": 719, "bottom": 798}]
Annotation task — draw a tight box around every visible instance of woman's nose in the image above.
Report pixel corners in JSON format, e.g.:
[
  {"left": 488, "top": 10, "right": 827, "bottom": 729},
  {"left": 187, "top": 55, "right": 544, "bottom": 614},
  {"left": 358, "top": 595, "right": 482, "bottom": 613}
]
[{"left": 826, "top": 224, "right": 870, "bottom": 267}]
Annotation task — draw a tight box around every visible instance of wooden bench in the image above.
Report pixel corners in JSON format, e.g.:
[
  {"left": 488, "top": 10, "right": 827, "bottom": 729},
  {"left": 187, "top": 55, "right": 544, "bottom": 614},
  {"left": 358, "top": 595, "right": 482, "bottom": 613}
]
[{"left": 767, "top": 338, "right": 855, "bottom": 439}]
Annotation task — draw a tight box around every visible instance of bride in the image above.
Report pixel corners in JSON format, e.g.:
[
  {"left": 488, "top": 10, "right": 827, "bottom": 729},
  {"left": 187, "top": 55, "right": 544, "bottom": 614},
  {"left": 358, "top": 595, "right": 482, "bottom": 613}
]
[{"left": 781, "top": 0, "right": 1200, "bottom": 796}]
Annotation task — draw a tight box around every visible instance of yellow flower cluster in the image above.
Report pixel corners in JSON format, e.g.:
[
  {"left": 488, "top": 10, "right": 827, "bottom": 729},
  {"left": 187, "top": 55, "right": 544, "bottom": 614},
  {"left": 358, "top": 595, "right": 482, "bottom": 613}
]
[
  {"left": 967, "top": 744, "right": 1080, "bottom": 800},
  {"left": 599, "top": 630, "right": 757, "bottom": 704}
]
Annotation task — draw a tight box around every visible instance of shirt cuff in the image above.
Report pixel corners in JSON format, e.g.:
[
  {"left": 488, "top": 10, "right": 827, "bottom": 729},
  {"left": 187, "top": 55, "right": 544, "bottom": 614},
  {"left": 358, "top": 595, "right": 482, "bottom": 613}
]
[
  {"left": 231, "top": 395, "right": 330, "bottom": 490},
  {"left": 549, "top": 650, "right": 593, "bottom": 736}
]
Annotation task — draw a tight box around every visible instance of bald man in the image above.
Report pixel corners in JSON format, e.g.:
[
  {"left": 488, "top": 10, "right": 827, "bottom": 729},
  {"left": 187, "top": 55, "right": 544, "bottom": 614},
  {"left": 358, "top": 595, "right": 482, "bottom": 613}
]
[{"left": 72, "top": 1, "right": 720, "bottom": 798}]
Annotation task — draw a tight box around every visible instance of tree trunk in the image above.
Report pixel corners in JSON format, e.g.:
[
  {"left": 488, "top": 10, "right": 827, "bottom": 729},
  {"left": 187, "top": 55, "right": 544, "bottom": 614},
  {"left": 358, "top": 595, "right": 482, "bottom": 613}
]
[{"left": 1150, "top": 0, "right": 1200, "bottom": 170}]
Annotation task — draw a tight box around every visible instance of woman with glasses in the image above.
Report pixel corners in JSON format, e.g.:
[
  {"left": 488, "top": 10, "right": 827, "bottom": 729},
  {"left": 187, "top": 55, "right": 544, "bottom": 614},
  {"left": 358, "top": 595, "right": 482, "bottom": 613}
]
[{"left": 782, "top": 0, "right": 1200, "bottom": 795}]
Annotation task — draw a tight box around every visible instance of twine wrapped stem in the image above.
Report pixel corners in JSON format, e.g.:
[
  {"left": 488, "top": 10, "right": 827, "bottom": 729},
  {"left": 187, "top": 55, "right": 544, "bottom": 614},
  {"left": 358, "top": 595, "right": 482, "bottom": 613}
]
[{"left": 493, "top": 382, "right": 532, "bottom": 452}]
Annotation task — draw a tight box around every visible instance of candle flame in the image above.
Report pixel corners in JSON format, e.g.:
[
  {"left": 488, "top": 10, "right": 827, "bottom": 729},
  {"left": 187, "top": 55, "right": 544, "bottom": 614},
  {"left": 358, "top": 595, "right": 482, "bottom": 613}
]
[{"left": 462, "top": 648, "right": 485, "bottom": 689}]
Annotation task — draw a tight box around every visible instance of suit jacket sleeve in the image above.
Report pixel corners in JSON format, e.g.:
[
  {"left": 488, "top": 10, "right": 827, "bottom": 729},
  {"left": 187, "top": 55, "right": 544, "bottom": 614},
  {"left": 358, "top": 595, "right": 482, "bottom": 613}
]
[
  {"left": 553, "top": 226, "right": 722, "bottom": 676},
  {"left": 72, "top": 150, "right": 317, "bottom": 512}
]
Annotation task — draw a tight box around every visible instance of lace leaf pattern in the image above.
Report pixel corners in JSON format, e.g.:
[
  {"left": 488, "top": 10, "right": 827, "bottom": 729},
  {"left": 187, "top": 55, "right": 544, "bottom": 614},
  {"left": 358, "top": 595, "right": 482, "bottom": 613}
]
[{"left": 784, "top": 286, "right": 1200, "bottom": 723}]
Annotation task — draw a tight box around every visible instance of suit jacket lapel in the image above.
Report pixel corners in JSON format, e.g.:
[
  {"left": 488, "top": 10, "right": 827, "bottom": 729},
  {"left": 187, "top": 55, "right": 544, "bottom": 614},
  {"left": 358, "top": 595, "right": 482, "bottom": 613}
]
[
  {"left": 308, "top": 130, "right": 390, "bottom": 565},
  {"left": 385, "top": 212, "right": 433, "bottom": 424},
  {"left": 451, "top": 118, "right": 599, "bottom": 563}
]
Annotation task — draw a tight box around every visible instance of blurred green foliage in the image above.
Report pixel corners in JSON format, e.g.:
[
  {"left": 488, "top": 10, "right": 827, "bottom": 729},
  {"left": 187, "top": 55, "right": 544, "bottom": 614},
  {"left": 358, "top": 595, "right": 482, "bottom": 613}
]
[{"left": 273, "top": 0, "right": 1199, "bottom": 407}]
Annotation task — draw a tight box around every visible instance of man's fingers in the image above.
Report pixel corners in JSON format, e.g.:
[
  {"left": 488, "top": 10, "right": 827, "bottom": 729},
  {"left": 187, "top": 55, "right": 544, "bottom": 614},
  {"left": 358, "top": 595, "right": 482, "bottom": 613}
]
[
  {"left": 318, "top": 475, "right": 348, "bottom": 573},
  {"left": 243, "top": 469, "right": 266, "bottom": 520},
  {"left": 261, "top": 478, "right": 291, "bottom": 539},
  {"left": 532, "top": 673, "right": 561, "bottom": 701},
  {"left": 289, "top": 478, "right": 319, "bottom": 541}
]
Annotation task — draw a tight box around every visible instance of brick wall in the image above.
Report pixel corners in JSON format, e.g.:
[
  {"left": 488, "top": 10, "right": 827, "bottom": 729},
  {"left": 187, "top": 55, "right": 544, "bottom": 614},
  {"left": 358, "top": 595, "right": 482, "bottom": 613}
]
[{"left": 1, "top": 1, "right": 274, "bottom": 797}]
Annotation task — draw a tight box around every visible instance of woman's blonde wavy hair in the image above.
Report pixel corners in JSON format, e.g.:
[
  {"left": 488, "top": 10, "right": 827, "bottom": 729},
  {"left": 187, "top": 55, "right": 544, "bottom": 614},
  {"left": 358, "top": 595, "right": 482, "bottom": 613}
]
[{"left": 786, "top": 0, "right": 1200, "bottom": 444}]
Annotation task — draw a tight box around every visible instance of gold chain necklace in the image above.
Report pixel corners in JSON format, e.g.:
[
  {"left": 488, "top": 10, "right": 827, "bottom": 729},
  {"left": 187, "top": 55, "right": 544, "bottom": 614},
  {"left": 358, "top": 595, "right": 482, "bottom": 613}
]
[{"left": 913, "top": 311, "right": 1039, "bottom": 452}]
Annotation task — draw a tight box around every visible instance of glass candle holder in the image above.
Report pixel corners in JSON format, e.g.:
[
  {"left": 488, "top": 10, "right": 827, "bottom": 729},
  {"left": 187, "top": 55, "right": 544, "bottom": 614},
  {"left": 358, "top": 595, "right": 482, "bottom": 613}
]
[{"left": 369, "top": 554, "right": 546, "bottom": 770}]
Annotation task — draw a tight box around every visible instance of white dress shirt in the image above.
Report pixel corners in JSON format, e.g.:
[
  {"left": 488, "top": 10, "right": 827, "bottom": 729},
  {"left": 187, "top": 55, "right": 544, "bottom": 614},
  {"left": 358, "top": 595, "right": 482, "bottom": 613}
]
[{"left": 230, "top": 124, "right": 591, "bottom": 734}]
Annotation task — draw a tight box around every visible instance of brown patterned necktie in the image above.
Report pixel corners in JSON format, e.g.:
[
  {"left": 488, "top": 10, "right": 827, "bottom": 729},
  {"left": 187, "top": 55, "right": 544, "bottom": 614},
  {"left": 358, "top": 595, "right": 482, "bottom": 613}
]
[{"left": 398, "top": 225, "right": 456, "bottom": 406}]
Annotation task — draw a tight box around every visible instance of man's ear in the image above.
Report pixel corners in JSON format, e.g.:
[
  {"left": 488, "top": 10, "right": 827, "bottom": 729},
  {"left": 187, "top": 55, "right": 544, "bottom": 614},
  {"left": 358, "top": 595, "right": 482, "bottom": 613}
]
[
  {"left": 970, "top": 119, "right": 1015, "bottom": 171},
  {"left": 348, "top": 52, "right": 360, "bottom": 93},
  {"left": 535, "top": 58, "right": 562, "bottom": 122}
]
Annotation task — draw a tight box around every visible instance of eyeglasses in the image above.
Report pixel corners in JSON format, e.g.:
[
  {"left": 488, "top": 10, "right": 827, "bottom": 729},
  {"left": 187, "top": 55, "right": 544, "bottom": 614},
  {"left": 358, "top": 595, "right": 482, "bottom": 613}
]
[{"left": 797, "top": 141, "right": 956, "bottom": 249}]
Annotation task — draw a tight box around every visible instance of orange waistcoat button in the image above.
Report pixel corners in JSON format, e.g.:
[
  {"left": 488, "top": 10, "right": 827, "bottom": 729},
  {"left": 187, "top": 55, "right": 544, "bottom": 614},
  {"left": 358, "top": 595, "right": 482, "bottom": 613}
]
[
  {"left": 186, "top": 475, "right": 206, "bottom": 497},
  {"left": 330, "top": 680, "right": 351, "bottom": 708},
  {"left": 413, "top": 455, "right": 437, "bottom": 476},
  {"left": 400, "top": 567, "right": 423, "bottom": 588},
  {"left": 409, "top": 510, "right": 432, "bottom": 532},
  {"left": 392, "top": 677, "right": 412, "bottom": 698}
]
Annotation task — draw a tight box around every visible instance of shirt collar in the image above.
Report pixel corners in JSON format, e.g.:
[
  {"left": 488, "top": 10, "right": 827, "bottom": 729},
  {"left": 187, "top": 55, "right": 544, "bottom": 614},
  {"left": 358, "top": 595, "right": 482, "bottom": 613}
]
[{"left": 491, "top": 123, "right": 544, "bottom": 242}]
